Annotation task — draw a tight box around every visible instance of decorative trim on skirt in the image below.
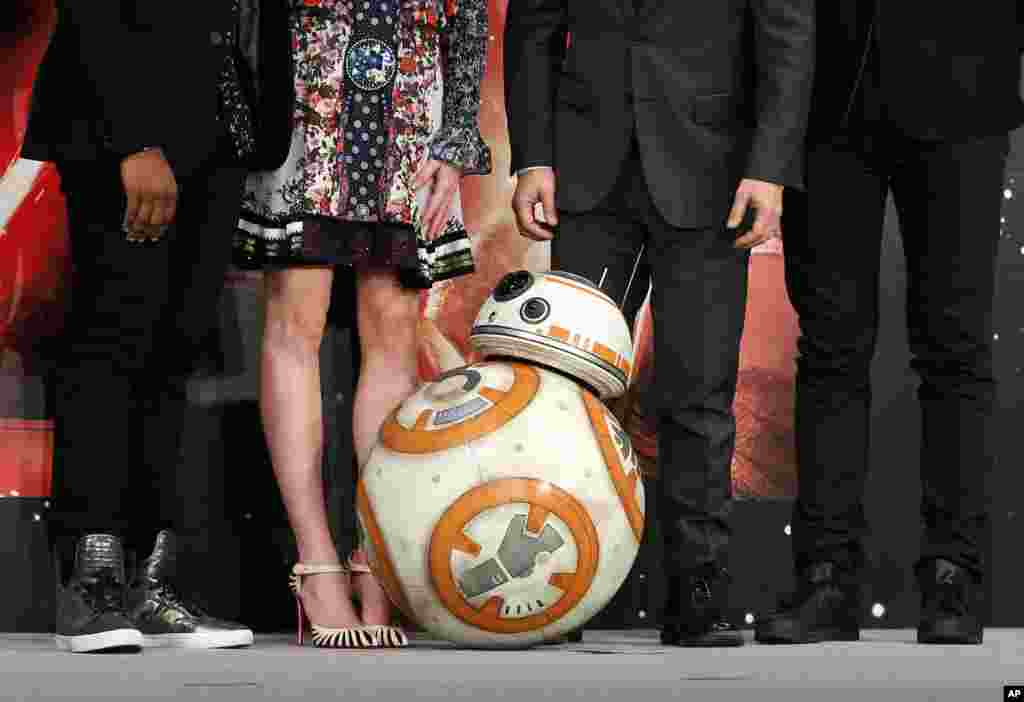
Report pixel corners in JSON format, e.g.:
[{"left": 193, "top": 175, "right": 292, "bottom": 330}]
[{"left": 233, "top": 211, "right": 474, "bottom": 290}]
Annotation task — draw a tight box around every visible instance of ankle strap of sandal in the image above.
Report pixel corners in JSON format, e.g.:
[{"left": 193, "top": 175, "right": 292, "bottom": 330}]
[
  {"left": 293, "top": 563, "right": 349, "bottom": 577},
  {"left": 347, "top": 553, "right": 372, "bottom": 574}
]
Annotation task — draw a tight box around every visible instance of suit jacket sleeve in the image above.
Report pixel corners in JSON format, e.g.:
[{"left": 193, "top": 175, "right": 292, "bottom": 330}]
[
  {"left": 237, "top": 0, "right": 295, "bottom": 171},
  {"left": 503, "top": 0, "right": 569, "bottom": 175},
  {"left": 1019, "top": 0, "right": 1024, "bottom": 52},
  {"left": 745, "top": 0, "right": 815, "bottom": 191},
  {"left": 57, "top": 1, "right": 200, "bottom": 165}
]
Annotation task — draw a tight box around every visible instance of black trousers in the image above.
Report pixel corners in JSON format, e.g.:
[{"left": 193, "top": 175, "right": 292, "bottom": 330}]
[
  {"left": 783, "top": 130, "right": 1010, "bottom": 580},
  {"left": 49, "top": 150, "right": 244, "bottom": 575},
  {"left": 553, "top": 146, "right": 750, "bottom": 574}
]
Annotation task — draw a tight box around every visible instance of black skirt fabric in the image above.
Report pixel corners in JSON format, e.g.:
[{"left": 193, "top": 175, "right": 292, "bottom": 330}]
[{"left": 233, "top": 212, "right": 475, "bottom": 290}]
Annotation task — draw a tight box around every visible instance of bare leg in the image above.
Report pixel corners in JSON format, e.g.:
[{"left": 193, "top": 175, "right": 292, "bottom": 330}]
[
  {"left": 262, "top": 267, "right": 362, "bottom": 629},
  {"left": 351, "top": 265, "right": 420, "bottom": 626}
]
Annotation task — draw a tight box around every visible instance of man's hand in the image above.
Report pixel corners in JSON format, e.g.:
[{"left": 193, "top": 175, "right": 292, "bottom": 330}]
[
  {"left": 414, "top": 159, "right": 461, "bottom": 240},
  {"left": 728, "top": 178, "right": 784, "bottom": 249},
  {"left": 512, "top": 167, "right": 558, "bottom": 241},
  {"left": 121, "top": 148, "right": 178, "bottom": 234}
]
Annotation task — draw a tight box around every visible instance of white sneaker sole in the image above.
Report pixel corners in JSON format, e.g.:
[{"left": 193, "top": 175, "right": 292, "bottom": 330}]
[
  {"left": 142, "top": 630, "right": 255, "bottom": 649},
  {"left": 55, "top": 629, "right": 144, "bottom": 653}
]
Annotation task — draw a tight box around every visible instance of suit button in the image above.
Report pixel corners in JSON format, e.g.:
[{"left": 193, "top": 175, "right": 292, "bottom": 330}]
[{"left": 210, "top": 31, "right": 225, "bottom": 46}]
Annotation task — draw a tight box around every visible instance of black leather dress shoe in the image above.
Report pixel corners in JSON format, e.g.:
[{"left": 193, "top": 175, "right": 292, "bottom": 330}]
[
  {"left": 917, "top": 559, "right": 983, "bottom": 645},
  {"left": 754, "top": 562, "right": 861, "bottom": 644},
  {"left": 661, "top": 565, "right": 744, "bottom": 647},
  {"left": 126, "top": 530, "right": 254, "bottom": 649},
  {"left": 55, "top": 534, "right": 143, "bottom": 653}
]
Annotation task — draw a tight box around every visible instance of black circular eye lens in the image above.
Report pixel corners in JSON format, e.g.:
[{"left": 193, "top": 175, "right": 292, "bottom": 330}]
[
  {"left": 520, "top": 297, "right": 551, "bottom": 324},
  {"left": 494, "top": 270, "right": 534, "bottom": 302}
]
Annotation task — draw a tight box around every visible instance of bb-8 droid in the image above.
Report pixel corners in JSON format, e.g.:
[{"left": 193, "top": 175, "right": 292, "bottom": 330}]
[{"left": 358, "top": 272, "right": 644, "bottom": 648}]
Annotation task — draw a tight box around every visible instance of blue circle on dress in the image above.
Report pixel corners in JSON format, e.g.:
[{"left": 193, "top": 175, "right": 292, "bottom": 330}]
[{"left": 345, "top": 37, "right": 398, "bottom": 92}]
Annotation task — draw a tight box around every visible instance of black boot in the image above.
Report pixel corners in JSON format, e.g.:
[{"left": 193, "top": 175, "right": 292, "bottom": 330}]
[
  {"left": 916, "top": 559, "right": 983, "bottom": 645},
  {"left": 660, "top": 565, "right": 744, "bottom": 647},
  {"left": 754, "top": 562, "right": 861, "bottom": 644},
  {"left": 55, "top": 534, "right": 143, "bottom": 653},
  {"left": 126, "top": 530, "right": 254, "bottom": 649}
]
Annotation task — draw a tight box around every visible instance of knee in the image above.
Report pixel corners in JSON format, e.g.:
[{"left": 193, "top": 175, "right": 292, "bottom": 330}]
[
  {"left": 359, "top": 291, "right": 419, "bottom": 353},
  {"left": 795, "top": 331, "right": 875, "bottom": 382},
  {"left": 907, "top": 317, "right": 994, "bottom": 375},
  {"left": 909, "top": 341, "right": 995, "bottom": 385},
  {"left": 263, "top": 302, "right": 328, "bottom": 361}
]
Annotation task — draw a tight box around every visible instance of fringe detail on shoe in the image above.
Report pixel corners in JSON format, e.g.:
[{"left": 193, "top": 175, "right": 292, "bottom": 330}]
[
  {"left": 374, "top": 625, "right": 409, "bottom": 648},
  {"left": 310, "top": 625, "right": 381, "bottom": 649}
]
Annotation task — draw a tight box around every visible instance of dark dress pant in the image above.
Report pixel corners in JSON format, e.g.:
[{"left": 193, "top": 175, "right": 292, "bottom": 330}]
[{"left": 553, "top": 144, "right": 750, "bottom": 574}]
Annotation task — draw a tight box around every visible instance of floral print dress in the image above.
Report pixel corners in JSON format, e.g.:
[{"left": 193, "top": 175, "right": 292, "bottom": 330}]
[{"left": 234, "top": 0, "right": 492, "bottom": 288}]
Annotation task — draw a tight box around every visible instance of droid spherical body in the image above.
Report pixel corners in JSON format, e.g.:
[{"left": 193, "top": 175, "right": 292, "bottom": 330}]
[{"left": 357, "top": 361, "right": 645, "bottom": 648}]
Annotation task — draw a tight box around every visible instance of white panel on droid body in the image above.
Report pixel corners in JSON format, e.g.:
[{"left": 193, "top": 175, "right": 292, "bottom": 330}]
[
  {"left": 469, "top": 271, "right": 635, "bottom": 399},
  {"left": 356, "top": 272, "right": 643, "bottom": 648}
]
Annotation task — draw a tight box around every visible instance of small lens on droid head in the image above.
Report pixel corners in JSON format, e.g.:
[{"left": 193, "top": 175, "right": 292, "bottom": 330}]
[{"left": 520, "top": 297, "right": 550, "bottom": 324}]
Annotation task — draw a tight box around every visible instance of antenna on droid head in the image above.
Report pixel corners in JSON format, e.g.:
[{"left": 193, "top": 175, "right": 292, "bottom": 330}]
[{"left": 620, "top": 244, "right": 645, "bottom": 311}]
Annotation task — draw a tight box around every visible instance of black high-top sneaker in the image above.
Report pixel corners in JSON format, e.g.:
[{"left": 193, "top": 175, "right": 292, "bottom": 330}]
[
  {"left": 754, "top": 562, "right": 861, "bottom": 644},
  {"left": 661, "top": 565, "right": 744, "bottom": 647},
  {"left": 126, "top": 530, "right": 254, "bottom": 649},
  {"left": 917, "top": 559, "right": 983, "bottom": 645},
  {"left": 55, "top": 534, "right": 144, "bottom": 653}
]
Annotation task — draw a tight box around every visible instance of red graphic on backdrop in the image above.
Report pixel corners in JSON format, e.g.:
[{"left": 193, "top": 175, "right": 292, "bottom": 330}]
[{"left": 0, "top": 0, "right": 66, "bottom": 497}]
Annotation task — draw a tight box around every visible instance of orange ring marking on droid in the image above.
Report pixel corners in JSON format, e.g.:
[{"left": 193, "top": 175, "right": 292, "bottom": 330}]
[
  {"left": 526, "top": 505, "right": 550, "bottom": 534},
  {"left": 548, "top": 573, "right": 576, "bottom": 592},
  {"left": 356, "top": 479, "right": 417, "bottom": 622},
  {"left": 581, "top": 390, "right": 645, "bottom": 543},
  {"left": 478, "top": 387, "right": 506, "bottom": 404},
  {"left": 379, "top": 363, "right": 540, "bottom": 454},
  {"left": 481, "top": 597, "right": 504, "bottom": 619},
  {"left": 452, "top": 532, "right": 483, "bottom": 557},
  {"left": 429, "top": 478, "right": 599, "bottom": 635},
  {"left": 414, "top": 410, "right": 432, "bottom": 430}
]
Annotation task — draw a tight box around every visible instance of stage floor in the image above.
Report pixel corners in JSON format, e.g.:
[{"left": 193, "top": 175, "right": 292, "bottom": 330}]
[{"left": 2, "top": 629, "right": 1021, "bottom": 701}]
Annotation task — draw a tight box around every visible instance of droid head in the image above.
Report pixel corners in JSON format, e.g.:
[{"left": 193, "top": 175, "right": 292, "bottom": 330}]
[{"left": 469, "top": 270, "right": 633, "bottom": 399}]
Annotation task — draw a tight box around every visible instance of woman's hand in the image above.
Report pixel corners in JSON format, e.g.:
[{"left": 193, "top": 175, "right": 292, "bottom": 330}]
[{"left": 414, "top": 159, "right": 461, "bottom": 240}]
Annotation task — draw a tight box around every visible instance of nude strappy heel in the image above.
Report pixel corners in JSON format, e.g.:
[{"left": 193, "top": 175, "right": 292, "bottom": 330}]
[
  {"left": 347, "top": 551, "right": 409, "bottom": 648},
  {"left": 289, "top": 563, "right": 380, "bottom": 649}
]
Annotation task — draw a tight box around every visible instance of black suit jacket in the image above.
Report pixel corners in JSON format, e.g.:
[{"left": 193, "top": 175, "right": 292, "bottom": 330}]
[
  {"left": 810, "top": 1, "right": 1024, "bottom": 143},
  {"left": 504, "top": 0, "right": 815, "bottom": 229},
  {"left": 22, "top": 0, "right": 293, "bottom": 179}
]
